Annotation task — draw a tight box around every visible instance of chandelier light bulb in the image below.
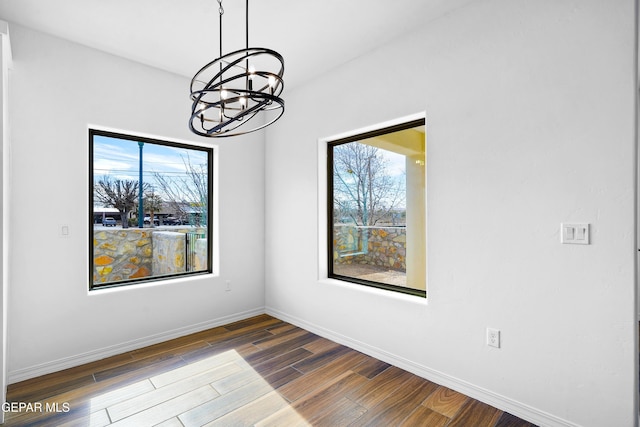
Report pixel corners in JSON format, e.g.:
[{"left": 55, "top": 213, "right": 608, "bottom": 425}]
[{"left": 268, "top": 75, "right": 276, "bottom": 95}]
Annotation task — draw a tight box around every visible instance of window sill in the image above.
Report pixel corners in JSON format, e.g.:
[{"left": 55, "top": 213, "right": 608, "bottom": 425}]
[
  {"left": 318, "top": 277, "right": 428, "bottom": 305},
  {"left": 88, "top": 271, "right": 217, "bottom": 295}
]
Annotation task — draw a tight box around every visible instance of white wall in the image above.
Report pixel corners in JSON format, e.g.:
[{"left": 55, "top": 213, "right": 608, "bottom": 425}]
[
  {"left": 0, "top": 19, "right": 11, "bottom": 425},
  {"left": 5, "top": 24, "right": 266, "bottom": 380},
  {"left": 264, "top": 0, "right": 637, "bottom": 426}
]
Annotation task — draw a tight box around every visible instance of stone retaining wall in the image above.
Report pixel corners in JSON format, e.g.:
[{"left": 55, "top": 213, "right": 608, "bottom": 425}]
[
  {"left": 192, "top": 239, "right": 208, "bottom": 271},
  {"left": 92, "top": 228, "right": 207, "bottom": 285},
  {"left": 93, "top": 229, "right": 153, "bottom": 284},
  {"left": 152, "top": 231, "right": 186, "bottom": 275},
  {"left": 334, "top": 225, "right": 406, "bottom": 271}
]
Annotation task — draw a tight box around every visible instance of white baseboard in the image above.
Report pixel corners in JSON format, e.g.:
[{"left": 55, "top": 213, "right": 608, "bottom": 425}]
[
  {"left": 265, "top": 306, "right": 579, "bottom": 427},
  {"left": 7, "top": 307, "right": 265, "bottom": 384}
]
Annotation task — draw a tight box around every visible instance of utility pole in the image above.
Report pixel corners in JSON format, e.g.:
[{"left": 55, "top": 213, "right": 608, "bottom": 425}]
[{"left": 138, "top": 141, "right": 144, "bottom": 228}]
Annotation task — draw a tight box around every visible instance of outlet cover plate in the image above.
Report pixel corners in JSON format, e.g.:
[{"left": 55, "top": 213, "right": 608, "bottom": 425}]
[{"left": 487, "top": 328, "right": 500, "bottom": 348}]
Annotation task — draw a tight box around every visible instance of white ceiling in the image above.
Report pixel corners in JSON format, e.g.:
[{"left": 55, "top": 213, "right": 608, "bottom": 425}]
[{"left": 0, "top": 0, "right": 476, "bottom": 90}]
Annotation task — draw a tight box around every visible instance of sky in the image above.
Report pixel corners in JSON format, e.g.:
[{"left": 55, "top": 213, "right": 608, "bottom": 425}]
[
  {"left": 93, "top": 134, "right": 209, "bottom": 204},
  {"left": 383, "top": 150, "right": 406, "bottom": 177}
]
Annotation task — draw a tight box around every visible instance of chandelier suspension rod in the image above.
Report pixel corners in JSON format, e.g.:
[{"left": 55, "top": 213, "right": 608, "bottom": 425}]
[
  {"left": 217, "top": 0, "right": 224, "bottom": 120},
  {"left": 245, "top": 0, "right": 250, "bottom": 94},
  {"left": 218, "top": 0, "right": 223, "bottom": 58},
  {"left": 245, "top": 0, "right": 250, "bottom": 83},
  {"left": 246, "top": 0, "right": 249, "bottom": 50}
]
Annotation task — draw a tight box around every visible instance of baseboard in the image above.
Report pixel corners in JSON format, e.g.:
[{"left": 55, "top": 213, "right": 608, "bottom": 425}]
[
  {"left": 7, "top": 307, "right": 265, "bottom": 384},
  {"left": 265, "top": 306, "right": 580, "bottom": 427}
]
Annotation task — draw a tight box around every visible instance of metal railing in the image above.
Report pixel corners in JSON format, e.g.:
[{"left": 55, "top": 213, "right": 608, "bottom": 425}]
[{"left": 185, "top": 232, "right": 206, "bottom": 272}]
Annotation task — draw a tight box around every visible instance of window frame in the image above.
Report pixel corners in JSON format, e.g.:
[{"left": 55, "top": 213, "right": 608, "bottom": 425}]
[
  {"left": 89, "top": 128, "right": 214, "bottom": 291},
  {"left": 327, "top": 118, "right": 426, "bottom": 298}
]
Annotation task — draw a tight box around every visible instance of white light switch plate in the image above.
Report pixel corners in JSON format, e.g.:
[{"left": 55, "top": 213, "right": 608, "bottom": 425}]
[{"left": 561, "top": 223, "right": 589, "bottom": 245}]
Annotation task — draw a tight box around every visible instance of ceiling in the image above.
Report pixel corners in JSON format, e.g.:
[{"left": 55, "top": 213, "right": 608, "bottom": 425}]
[{"left": 0, "top": 0, "right": 476, "bottom": 90}]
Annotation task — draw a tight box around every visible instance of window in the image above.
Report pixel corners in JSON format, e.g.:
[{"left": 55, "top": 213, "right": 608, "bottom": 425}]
[
  {"left": 90, "top": 129, "right": 213, "bottom": 290},
  {"left": 328, "top": 118, "right": 426, "bottom": 297}
]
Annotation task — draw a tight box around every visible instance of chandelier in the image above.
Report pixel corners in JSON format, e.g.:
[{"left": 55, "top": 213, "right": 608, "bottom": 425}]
[{"left": 189, "top": 0, "right": 285, "bottom": 137}]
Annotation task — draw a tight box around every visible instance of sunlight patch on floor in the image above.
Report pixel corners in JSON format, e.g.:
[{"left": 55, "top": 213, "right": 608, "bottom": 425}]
[{"left": 84, "top": 350, "right": 310, "bottom": 426}]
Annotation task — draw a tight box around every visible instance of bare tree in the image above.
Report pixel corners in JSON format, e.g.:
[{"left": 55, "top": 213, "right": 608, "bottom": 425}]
[
  {"left": 94, "top": 178, "right": 146, "bottom": 228},
  {"left": 152, "top": 154, "right": 208, "bottom": 226},
  {"left": 333, "top": 142, "right": 405, "bottom": 226}
]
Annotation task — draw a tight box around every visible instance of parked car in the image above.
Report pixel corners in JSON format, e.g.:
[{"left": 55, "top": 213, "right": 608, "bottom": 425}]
[
  {"left": 102, "top": 217, "right": 117, "bottom": 227},
  {"left": 163, "top": 217, "right": 183, "bottom": 225},
  {"left": 144, "top": 216, "right": 160, "bottom": 226}
]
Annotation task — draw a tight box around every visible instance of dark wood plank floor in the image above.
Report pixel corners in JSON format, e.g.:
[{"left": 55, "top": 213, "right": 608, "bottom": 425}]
[{"left": 3, "top": 314, "right": 537, "bottom": 426}]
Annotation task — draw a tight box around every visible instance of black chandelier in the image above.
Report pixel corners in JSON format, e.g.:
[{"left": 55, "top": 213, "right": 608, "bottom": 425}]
[{"left": 189, "top": 0, "right": 285, "bottom": 137}]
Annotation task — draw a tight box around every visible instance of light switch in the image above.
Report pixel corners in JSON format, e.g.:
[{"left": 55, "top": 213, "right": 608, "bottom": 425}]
[
  {"left": 561, "top": 223, "right": 589, "bottom": 245},
  {"left": 565, "top": 226, "right": 575, "bottom": 240}
]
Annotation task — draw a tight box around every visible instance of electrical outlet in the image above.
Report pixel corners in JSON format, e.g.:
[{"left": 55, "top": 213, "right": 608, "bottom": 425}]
[
  {"left": 487, "top": 328, "right": 500, "bottom": 348},
  {"left": 59, "top": 224, "right": 70, "bottom": 238},
  {"left": 225, "top": 280, "right": 231, "bottom": 292}
]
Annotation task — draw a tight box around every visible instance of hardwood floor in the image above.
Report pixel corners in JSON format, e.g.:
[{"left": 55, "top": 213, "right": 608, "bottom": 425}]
[{"left": 4, "top": 314, "right": 537, "bottom": 426}]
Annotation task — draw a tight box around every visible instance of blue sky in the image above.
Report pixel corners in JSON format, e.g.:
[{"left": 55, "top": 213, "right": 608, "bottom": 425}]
[{"left": 93, "top": 135, "right": 209, "bottom": 187}]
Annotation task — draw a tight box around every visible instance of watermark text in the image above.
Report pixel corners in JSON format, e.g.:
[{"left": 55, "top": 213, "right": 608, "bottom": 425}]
[{"left": 2, "top": 402, "right": 70, "bottom": 413}]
